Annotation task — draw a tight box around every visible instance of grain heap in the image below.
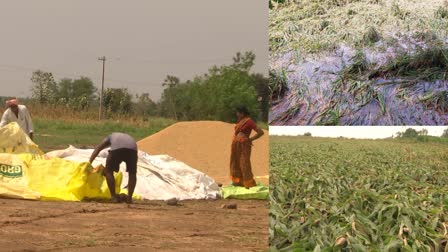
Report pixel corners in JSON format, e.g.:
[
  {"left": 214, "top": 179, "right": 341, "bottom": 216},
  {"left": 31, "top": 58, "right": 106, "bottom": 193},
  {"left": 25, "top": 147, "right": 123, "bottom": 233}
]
[{"left": 137, "top": 121, "right": 269, "bottom": 185}]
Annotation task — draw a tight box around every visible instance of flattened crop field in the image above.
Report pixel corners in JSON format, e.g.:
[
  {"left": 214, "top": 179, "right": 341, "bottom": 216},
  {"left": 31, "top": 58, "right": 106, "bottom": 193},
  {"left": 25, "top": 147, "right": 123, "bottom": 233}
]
[{"left": 270, "top": 136, "right": 448, "bottom": 251}]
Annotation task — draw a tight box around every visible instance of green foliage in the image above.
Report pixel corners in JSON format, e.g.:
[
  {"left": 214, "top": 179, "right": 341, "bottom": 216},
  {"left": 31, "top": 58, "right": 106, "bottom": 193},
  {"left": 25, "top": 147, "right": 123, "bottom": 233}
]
[
  {"left": 303, "top": 132, "right": 312, "bottom": 136},
  {"left": 269, "top": 68, "right": 289, "bottom": 101},
  {"left": 391, "top": 2, "right": 409, "bottom": 20},
  {"left": 369, "top": 47, "right": 448, "bottom": 81},
  {"left": 341, "top": 49, "right": 369, "bottom": 79},
  {"left": 25, "top": 51, "right": 266, "bottom": 122},
  {"left": 396, "top": 128, "right": 419, "bottom": 138},
  {"left": 269, "top": 0, "right": 288, "bottom": 10},
  {"left": 419, "top": 128, "right": 428, "bottom": 136},
  {"left": 30, "top": 74, "right": 96, "bottom": 110},
  {"left": 270, "top": 136, "right": 448, "bottom": 250},
  {"left": 159, "top": 51, "right": 263, "bottom": 122},
  {"left": 56, "top": 77, "right": 97, "bottom": 110},
  {"left": 250, "top": 73, "right": 270, "bottom": 122},
  {"left": 30, "top": 70, "right": 58, "bottom": 104},
  {"left": 103, "top": 88, "right": 132, "bottom": 116},
  {"left": 421, "top": 91, "right": 448, "bottom": 113},
  {"left": 416, "top": 135, "right": 429, "bottom": 142},
  {"left": 319, "top": 20, "right": 330, "bottom": 31},
  {"left": 231, "top": 51, "right": 256, "bottom": 72},
  {"left": 435, "top": 5, "right": 448, "bottom": 19},
  {"left": 33, "top": 117, "right": 175, "bottom": 152},
  {"left": 442, "top": 128, "right": 448, "bottom": 138},
  {"left": 134, "top": 93, "right": 158, "bottom": 118},
  {"left": 362, "top": 26, "right": 381, "bottom": 45}
]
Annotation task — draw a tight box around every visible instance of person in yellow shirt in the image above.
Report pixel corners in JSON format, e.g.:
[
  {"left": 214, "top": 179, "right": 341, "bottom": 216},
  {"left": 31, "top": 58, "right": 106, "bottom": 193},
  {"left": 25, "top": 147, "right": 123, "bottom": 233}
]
[{"left": 0, "top": 98, "right": 34, "bottom": 140}]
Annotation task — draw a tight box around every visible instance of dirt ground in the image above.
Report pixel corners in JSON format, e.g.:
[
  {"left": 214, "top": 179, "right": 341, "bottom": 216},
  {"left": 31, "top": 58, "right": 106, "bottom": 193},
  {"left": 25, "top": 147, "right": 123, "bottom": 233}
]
[{"left": 0, "top": 198, "right": 268, "bottom": 252}]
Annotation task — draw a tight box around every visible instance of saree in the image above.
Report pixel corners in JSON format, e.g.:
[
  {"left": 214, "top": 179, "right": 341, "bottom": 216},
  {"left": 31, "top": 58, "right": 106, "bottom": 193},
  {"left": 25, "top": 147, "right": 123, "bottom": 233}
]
[{"left": 229, "top": 117, "right": 257, "bottom": 188}]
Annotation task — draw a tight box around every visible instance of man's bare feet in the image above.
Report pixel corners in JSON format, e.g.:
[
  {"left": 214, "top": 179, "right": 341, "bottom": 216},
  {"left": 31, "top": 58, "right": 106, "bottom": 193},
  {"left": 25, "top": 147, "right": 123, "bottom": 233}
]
[
  {"left": 110, "top": 195, "right": 120, "bottom": 203},
  {"left": 125, "top": 195, "right": 133, "bottom": 204}
]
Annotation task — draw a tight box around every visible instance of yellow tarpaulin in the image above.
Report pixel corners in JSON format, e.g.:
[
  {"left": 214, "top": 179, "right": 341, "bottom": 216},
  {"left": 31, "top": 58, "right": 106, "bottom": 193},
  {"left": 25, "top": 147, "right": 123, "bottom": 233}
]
[
  {"left": 0, "top": 122, "right": 122, "bottom": 201},
  {"left": 0, "top": 122, "right": 43, "bottom": 155},
  {"left": 0, "top": 153, "right": 122, "bottom": 201}
]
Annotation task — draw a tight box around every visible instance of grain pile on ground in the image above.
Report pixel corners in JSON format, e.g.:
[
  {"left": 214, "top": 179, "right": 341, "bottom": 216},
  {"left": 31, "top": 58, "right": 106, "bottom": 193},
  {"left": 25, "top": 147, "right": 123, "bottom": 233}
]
[{"left": 137, "top": 121, "right": 269, "bottom": 185}]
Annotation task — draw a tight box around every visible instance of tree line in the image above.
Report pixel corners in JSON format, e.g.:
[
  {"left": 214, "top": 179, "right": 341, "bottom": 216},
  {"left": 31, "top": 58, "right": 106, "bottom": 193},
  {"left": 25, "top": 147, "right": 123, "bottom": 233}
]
[
  {"left": 396, "top": 128, "right": 448, "bottom": 142},
  {"left": 26, "top": 51, "right": 269, "bottom": 122}
]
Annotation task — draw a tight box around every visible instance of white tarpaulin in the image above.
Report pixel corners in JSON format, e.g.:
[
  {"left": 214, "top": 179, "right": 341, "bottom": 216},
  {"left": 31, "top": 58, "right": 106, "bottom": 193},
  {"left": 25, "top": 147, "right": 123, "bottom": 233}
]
[{"left": 45, "top": 146, "right": 221, "bottom": 201}]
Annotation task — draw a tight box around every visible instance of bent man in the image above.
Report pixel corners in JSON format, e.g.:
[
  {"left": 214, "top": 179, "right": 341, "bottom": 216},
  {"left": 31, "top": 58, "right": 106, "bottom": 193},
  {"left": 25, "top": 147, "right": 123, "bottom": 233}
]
[
  {"left": 89, "top": 132, "right": 138, "bottom": 204},
  {"left": 0, "top": 98, "right": 34, "bottom": 139}
]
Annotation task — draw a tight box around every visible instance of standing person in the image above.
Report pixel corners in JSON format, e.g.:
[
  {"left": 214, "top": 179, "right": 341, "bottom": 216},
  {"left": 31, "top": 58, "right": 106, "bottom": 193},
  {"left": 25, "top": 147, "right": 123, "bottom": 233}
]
[
  {"left": 230, "top": 106, "right": 264, "bottom": 188},
  {"left": 89, "top": 133, "right": 138, "bottom": 204},
  {"left": 0, "top": 98, "right": 34, "bottom": 140}
]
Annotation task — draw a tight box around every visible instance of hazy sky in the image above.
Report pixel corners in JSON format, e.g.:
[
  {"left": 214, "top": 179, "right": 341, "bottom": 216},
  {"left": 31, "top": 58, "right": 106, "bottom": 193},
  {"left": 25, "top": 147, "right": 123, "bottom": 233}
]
[
  {"left": 0, "top": 0, "right": 267, "bottom": 101},
  {"left": 269, "top": 126, "right": 448, "bottom": 139}
]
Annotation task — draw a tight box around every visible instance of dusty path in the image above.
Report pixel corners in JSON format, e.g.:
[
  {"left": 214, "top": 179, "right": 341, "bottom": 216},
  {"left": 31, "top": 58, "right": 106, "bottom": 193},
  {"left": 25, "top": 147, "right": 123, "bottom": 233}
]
[{"left": 0, "top": 199, "right": 268, "bottom": 251}]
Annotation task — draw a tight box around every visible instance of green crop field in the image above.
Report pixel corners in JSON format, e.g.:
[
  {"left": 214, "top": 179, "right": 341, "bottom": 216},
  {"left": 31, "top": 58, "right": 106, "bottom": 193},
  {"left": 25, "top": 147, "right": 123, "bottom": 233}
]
[{"left": 270, "top": 136, "right": 448, "bottom": 251}]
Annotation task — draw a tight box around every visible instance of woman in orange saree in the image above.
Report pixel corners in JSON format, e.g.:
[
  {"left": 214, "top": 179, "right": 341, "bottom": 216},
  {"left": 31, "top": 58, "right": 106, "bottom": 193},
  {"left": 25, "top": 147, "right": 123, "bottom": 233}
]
[{"left": 230, "top": 106, "right": 264, "bottom": 188}]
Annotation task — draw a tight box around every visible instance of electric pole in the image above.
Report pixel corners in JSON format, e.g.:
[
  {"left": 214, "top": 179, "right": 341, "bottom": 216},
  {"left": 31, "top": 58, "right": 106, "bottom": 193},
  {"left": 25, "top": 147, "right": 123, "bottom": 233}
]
[{"left": 98, "top": 56, "right": 106, "bottom": 120}]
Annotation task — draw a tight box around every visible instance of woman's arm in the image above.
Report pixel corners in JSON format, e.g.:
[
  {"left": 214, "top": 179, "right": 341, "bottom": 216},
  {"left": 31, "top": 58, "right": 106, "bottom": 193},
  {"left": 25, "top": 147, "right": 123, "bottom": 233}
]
[{"left": 249, "top": 127, "right": 264, "bottom": 142}]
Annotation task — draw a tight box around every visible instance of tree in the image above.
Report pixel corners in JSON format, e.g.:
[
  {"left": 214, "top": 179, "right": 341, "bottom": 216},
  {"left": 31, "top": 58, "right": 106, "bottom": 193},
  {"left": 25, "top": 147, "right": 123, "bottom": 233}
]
[
  {"left": 134, "top": 93, "right": 158, "bottom": 117},
  {"left": 250, "top": 73, "right": 269, "bottom": 122},
  {"left": 57, "top": 78, "right": 73, "bottom": 101},
  {"left": 398, "top": 128, "right": 419, "bottom": 138},
  {"left": 205, "top": 66, "right": 259, "bottom": 122},
  {"left": 232, "top": 51, "right": 256, "bottom": 72},
  {"left": 162, "top": 75, "right": 180, "bottom": 120},
  {"left": 30, "top": 70, "right": 57, "bottom": 104},
  {"left": 201, "top": 51, "right": 260, "bottom": 121},
  {"left": 418, "top": 128, "right": 428, "bottom": 136},
  {"left": 103, "top": 88, "right": 132, "bottom": 115},
  {"left": 71, "top": 77, "right": 97, "bottom": 101},
  {"left": 442, "top": 128, "right": 448, "bottom": 138},
  {"left": 56, "top": 77, "right": 97, "bottom": 110},
  {"left": 158, "top": 51, "right": 262, "bottom": 122},
  {"left": 162, "top": 75, "right": 180, "bottom": 88},
  {"left": 304, "top": 132, "right": 312, "bottom": 136}
]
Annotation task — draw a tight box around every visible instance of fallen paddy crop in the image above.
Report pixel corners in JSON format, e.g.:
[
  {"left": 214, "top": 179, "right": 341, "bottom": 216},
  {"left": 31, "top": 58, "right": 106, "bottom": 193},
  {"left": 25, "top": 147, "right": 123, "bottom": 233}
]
[{"left": 269, "top": 0, "right": 448, "bottom": 125}]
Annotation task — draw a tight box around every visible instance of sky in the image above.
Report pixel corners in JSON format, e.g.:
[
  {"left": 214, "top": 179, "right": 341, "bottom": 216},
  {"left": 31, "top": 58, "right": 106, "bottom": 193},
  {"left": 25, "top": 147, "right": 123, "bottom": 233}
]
[
  {"left": 0, "top": 0, "right": 267, "bottom": 101},
  {"left": 269, "top": 126, "right": 448, "bottom": 139}
]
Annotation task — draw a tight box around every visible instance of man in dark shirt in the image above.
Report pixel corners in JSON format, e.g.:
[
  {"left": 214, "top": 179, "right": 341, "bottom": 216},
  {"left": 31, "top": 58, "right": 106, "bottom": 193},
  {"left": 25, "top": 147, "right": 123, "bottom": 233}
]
[{"left": 89, "top": 133, "right": 138, "bottom": 204}]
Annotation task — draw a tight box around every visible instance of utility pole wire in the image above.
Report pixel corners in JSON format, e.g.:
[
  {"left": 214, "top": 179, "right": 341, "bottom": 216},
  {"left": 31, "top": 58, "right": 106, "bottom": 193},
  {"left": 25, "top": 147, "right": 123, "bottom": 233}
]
[{"left": 98, "top": 56, "right": 106, "bottom": 120}]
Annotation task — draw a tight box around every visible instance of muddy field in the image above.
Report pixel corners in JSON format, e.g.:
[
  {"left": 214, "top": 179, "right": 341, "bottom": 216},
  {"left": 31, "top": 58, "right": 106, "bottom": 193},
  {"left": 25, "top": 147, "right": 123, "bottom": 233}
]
[{"left": 0, "top": 199, "right": 268, "bottom": 252}]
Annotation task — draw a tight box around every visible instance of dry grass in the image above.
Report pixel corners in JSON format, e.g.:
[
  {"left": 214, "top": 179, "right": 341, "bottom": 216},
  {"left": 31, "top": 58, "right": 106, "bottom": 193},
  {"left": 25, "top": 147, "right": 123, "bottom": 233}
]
[
  {"left": 0, "top": 103, "right": 176, "bottom": 151},
  {"left": 0, "top": 103, "right": 168, "bottom": 128}
]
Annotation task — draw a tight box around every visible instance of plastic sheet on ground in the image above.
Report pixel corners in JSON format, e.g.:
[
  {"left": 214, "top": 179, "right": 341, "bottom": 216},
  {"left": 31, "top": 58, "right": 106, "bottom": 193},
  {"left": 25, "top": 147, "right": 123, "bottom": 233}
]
[
  {"left": 0, "top": 123, "right": 120, "bottom": 201},
  {"left": 222, "top": 185, "right": 269, "bottom": 200},
  {"left": 45, "top": 146, "right": 221, "bottom": 201},
  {"left": 0, "top": 122, "right": 42, "bottom": 154},
  {"left": 0, "top": 153, "right": 121, "bottom": 201},
  {"left": 0, "top": 122, "right": 220, "bottom": 201}
]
